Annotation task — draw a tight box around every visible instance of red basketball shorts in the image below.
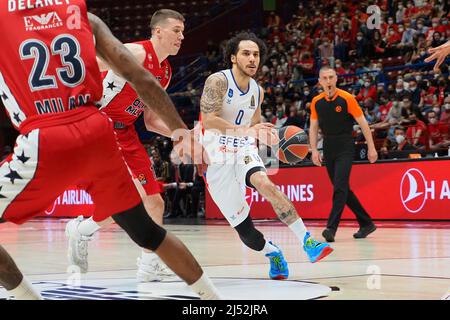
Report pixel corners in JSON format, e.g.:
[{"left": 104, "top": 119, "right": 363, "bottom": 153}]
[
  {"left": 0, "top": 108, "right": 141, "bottom": 224},
  {"left": 114, "top": 126, "right": 162, "bottom": 195}
]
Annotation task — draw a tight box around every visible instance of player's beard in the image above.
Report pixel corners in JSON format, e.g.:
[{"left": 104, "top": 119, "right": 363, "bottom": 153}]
[{"left": 236, "top": 60, "right": 257, "bottom": 78}]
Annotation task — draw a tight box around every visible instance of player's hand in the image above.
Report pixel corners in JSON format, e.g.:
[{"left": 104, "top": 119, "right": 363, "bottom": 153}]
[
  {"left": 250, "top": 123, "right": 279, "bottom": 146},
  {"left": 311, "top": 149, "right": 322, "bottom": 166},
  {"left": 425, "top": 40, "right": 450, "bottom": 72},
  {"left": 368, "top": 147, "right": 378, "bottom": 163}
]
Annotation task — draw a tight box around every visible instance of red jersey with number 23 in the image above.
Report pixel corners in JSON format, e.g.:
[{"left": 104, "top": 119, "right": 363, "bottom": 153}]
[{"left": 0, "top": 0, "right": 103, "bottom": 133}]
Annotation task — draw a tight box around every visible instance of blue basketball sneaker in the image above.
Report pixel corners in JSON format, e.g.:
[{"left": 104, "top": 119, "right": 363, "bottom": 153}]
[
  {"left": 303, "top": 232, "right": 334, "bottom": 263},
  {"left": 265, "top": 242, "right": 289, "bottom": 280}
]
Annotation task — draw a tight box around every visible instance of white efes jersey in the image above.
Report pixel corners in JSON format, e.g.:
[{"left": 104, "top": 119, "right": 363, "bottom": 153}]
[{"left": 202, "top": 69, "right": 261, "bottom": 164}]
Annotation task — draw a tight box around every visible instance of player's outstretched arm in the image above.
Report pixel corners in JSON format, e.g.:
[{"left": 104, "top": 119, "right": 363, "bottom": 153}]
[
  {"left": 425, "top": 40, "right": 450, "bottom": 72},
  {"left": 143, "top": 108, "right": 172, "bottom": 137},
  {"left": 97, "top": 43, "right": 145, "bottom": 72},
  {"left": 88, "top": 13, "right": 187, "bottom": 132}
]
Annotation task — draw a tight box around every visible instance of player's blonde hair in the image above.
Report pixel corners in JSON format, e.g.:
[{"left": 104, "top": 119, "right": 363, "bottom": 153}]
[{"left": 150, "top": 9, "right": 185, "bottom": 32}]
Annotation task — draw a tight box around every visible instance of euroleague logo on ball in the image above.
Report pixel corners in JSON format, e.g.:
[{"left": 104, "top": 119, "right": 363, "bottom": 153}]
[{"left": 400, "top": 168, "right": 450, "bottom": 213}]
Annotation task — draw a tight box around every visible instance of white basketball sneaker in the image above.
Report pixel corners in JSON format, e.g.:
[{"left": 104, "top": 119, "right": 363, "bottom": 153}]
[
  {"left": 65, "top": 216, "right": 91, "bottom": 273},
  {"left": 136, "top": 255, "right": 174, "bottom": 282}
]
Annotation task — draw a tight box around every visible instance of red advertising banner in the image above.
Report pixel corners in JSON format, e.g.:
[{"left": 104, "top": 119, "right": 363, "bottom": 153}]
[
  {"left": 205, "top": 159, "right": 450, "bottom": 220},
  {"left": 39, "top": 186, "right": 96, "bottom": 218}
]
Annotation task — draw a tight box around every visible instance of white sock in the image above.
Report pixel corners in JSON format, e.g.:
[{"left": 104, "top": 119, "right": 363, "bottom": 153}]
[
  {"left": 189, "top": 273, "right": 222, "bottom": 300},
  {"left": 261, "top": 240, "right": 279, "bottom": 255},
  {"left": 77, "top": 217, "right": 101, "bottom": 237},
  {"left": 288, "top": 218, "right": 308, "bottom": 246},
  {"left": 8, "top": 277, "right": 43, "bottom": 300},
  {"left": 140, "top": 250, "right": 157, "bottom": 264}
]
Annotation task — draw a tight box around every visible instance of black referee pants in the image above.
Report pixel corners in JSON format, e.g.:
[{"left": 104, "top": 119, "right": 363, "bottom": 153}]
[{"left": 323, "top": 137, "right": 373, "bottom": 232}]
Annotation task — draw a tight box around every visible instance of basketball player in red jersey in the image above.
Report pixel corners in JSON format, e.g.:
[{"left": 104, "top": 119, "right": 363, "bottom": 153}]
[
  {"left": 65, "top": 9, "right": 186, "bottom": 282},
  {"left": 0, "top": 1, "right": 220, "bottom": 300}
]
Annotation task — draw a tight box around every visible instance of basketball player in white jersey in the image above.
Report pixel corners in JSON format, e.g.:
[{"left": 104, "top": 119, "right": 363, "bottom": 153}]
[{"left": 200, "top": 32, "right": 333, "bottom": 280}]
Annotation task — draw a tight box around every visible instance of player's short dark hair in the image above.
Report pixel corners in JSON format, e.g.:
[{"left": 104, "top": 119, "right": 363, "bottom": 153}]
[
  {"left": 150, "top": 9, "right": 185, "bottom": 31},
  {"left": 223, "top": 32, "right": 267, "bottom": 69}
]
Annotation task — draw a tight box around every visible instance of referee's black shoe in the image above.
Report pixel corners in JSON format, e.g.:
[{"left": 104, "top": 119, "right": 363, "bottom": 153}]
[
  {"left": 322, "top": 228, "right": 336, "bottom": 242},
  {"left": 353, "top": 224, "right": 377, "bottom": 239}
]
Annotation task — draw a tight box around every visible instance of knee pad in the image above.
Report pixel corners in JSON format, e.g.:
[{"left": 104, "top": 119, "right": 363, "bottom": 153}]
[
  {"left": 112, "top": 203, "right": 167, "bottom": 251},
  {"left": 234, "top": 216, "right": 265, "bottom": 251}
]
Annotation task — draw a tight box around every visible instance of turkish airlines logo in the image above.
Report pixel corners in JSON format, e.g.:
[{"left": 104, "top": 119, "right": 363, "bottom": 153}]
[
  {"left": 24, "top": 12, "right": 63, "bottom": 31},
  {"left": 400, "top": 168, "right": 427, "bottom": 213},
  {"left": 400, "top": 168, "right": 450, "bottom": 214}
]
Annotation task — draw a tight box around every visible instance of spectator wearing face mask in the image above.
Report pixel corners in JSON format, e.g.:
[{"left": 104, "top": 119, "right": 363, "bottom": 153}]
[
  {"left": 404, "top": 1, "right": 419, "bottom": 20},
  {"left": 299, "top": 51, "right": 315, "bottom": 78},
  {"left": 375, "top": 94, "right": 391, "bottom": 122},
  {"left": 284, "top": 104, "right": 306, "bottom": 129},
  {"left": 426, "top": 17, "right": 447, "bottom": 42},
  {"left": 427, "top": 110, "right": 450, "bottom": 152},
  {"left": 440, "top": 98, "right": 450, "bottom": 125},
  {"left": 415, "top": 19, "right": 429, "bottom": 35},
  {"left": 396, "top": 3, "right": 406, "bottom": 23},
  {"left": 386, "top": 26, "right": 403, "bottom": 56},
  {"left": 371, "top": 30, "right": 387, "bottom": 58},
  {"left": 380, "top": 126, "right": 416, "bottom": 159},
  {"left": 300, "top": 86, "right": 312, "bottom": 106},
  {"left": 411, "top": 45, "right": 429, "bottom": 63},
  {"left": 263, "top": 108, "right": 275, "bottom": 123},
  {"left": 394, "top": 81, "right": 407, "bottom": 100},
  {"left": 408, "top": 79, "right": 422, "bottom": 105},
  {"left": 372, "top": 100, "right": 404, "bottom": 130},
  {"left": 437, "top": 77, "right": 449, "bottom": 105},
  {"left": 400, "top": 19, "right": 418, "bottom": 50},
  {"left": 356, "top": 79, "right": 377, "bottom": 104},
  {"left": 352, "top": 32, "right": 370, "bottom": 59},
  {"left": 421, "top": 85, "right": 438, "bottom": 111},
  {"left": 319, "top": 37, "right": 335, "bottom": 67},
  {"left": 271, "top": 103, "right": 288, "bottom": 128},
  {"left": 405, "top": 112, "right": 428, "bottom": 149},
  {"left": 335, "top": 59, "right": 346, "bottom": 75}
]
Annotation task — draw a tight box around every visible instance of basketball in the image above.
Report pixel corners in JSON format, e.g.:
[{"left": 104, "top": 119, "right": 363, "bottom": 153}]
[{"left": 276, "top": 126, "right": 309, "bottom": 164}]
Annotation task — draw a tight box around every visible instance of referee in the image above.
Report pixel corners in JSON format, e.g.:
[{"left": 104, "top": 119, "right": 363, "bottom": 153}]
[{"left": 309, "top": 66, "right": 377, "bottom": 242}]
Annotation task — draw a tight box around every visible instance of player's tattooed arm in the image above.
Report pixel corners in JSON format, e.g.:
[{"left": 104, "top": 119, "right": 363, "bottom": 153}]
[
  {"left": 201, "top": 72, "right": 245, "bottom": 135},
  {"left": 200, "top": 72, "right": 227, "bottom": 114},
  {"left": 88, "top": 13, "right": 187, "bottom": 132}
]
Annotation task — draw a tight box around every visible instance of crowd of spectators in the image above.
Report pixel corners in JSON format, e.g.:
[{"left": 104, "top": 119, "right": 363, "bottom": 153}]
[{"left": 199, "top": 0, "right": 450, "bottom": 159}]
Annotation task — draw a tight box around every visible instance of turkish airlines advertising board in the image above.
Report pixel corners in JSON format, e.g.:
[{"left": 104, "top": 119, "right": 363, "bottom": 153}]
[
  {"left": 40, "top": 187, "right": 95, "bottom": 218},
  {"left": 205, "top": 159, "right": 450, "bottom": 220}
]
